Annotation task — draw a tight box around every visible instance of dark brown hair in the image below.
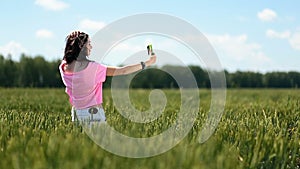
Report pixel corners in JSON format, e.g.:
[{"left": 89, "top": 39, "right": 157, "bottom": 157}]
[{"left": 63, "top": 31, "right": 89, "bottom": 64}]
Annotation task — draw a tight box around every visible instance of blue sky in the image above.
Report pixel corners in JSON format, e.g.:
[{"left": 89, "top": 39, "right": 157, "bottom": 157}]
[{"left": 0, "top": 0, "right": 299, "bottom": 72}]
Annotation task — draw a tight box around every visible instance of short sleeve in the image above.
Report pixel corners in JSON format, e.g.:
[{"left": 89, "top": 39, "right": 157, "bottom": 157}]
[{"left": 95, "top": 63, "right": 107, "bottom": 83}]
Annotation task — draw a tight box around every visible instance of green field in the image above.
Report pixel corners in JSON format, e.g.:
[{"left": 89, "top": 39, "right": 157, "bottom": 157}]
[{"left": 0, "top": 88, "right": 299, "bottom": 169}]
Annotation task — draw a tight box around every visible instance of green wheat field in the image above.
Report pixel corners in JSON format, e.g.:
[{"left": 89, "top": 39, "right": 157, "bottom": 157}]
[{"left": 0, "top": 88, "right": 299, "bottom": 169}]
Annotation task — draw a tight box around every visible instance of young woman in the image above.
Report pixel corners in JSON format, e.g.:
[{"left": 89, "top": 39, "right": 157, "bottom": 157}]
[{"left": 59, "top": 31, "right": 156, "bottom": 122}]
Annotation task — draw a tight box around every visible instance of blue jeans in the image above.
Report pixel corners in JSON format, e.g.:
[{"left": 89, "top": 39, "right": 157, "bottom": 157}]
[{"left": 71, "top": 105, "right": 106, "bottom": 122}]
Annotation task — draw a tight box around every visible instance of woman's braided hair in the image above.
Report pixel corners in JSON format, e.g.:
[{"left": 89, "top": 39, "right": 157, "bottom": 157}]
[{"left": 63, "top": 31, "right": 89, "bottom": 64}]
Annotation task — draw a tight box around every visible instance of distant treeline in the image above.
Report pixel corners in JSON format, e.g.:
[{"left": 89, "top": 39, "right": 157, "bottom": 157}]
[{"left": 1, "top": 54, "right": 300, "bottom": 88}]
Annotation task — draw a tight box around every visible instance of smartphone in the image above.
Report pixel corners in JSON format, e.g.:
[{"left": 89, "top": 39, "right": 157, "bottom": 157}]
[{"left": 147, "top": 44, "right": 155, "bottom": 55}]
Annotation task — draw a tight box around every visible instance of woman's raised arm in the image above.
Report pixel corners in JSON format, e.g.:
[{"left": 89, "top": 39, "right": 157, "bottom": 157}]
[{"left": 106, "top": 55, "right": 156, "bottom": 76}]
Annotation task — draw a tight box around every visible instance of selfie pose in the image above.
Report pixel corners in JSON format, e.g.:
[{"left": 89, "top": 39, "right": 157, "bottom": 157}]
[{"left": 59, "top": 31, "right": 156, "bottom": 122}]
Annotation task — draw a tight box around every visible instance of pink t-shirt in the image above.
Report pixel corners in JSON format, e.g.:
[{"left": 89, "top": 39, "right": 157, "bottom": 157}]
[{"left": 59, "top": 61, "right": 107, "bottom": 109}]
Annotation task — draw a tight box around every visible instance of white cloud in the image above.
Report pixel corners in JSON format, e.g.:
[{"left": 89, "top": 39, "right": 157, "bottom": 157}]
[
  {"left": 257, "top": 8, "right": 277, "bottom": 22},
  {"left": 289, "top": 32, "right": 300, "bottom": 50},
  {"left": 0, "top": 41, "right": 28, "bottom": 60},
  {"left": 266, "top": 29, "right": 291, "bottom": 39},
  {"left": 79, "top": 19, "right": 106, "bottom": 32},
  {"left": 35, "top": 0, "right": 69, "bottom": 11},
  {"left": 36, "top": 29, "right": 54, "bottom": 39},
  {"left": 207, "top": 33, "right": 271, "bottom": 71},
  {"left": 265, "top": 29, "right": 300, "bottom": 51}
]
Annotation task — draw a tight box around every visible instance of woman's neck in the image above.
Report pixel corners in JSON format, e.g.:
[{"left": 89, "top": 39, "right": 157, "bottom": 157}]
[
  {"left": 76, "top": 55, "right": 88, "bottom": 62},
  {"left": 64, "top": 59, "right": 89, "bottom": 73}
]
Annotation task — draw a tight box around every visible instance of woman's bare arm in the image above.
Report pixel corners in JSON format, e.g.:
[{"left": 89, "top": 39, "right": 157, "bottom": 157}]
[{"left": 106, "top": 55, "right": 156, "bottom": 76}]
